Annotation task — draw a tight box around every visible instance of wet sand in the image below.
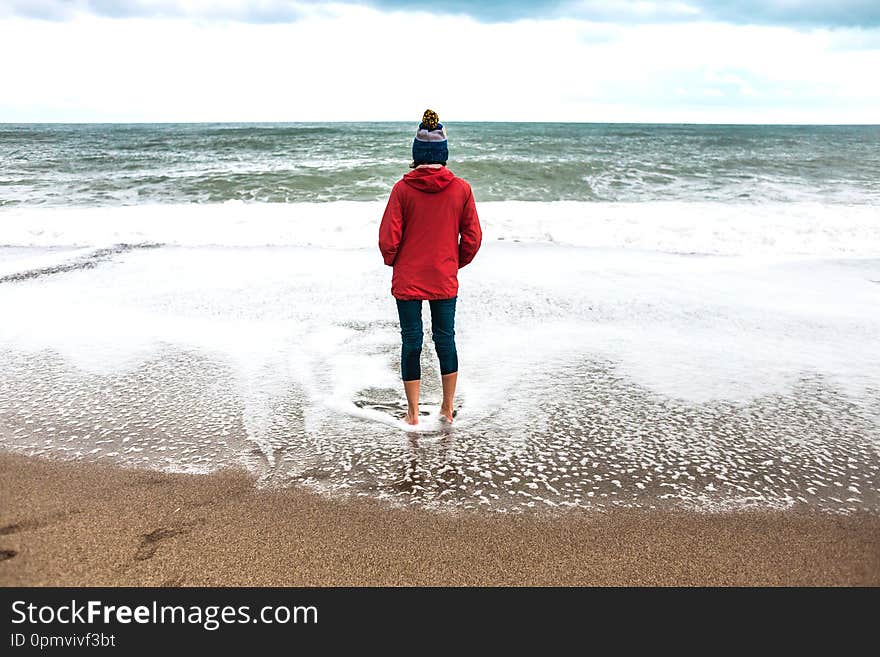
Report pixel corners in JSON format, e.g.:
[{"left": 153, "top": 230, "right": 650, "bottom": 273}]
[{"left": 0, "top": 452, "right": 877, "bottom": 586}]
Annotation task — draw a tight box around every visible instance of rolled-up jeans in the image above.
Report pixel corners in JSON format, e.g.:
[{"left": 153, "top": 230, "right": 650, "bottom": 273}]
[{"left": 395, "top": 297, "right": 458, "bottom": 381}]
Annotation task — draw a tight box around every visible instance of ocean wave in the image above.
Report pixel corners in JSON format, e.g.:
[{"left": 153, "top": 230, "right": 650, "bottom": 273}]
[{"left": 2, "top": 123, "right": 879, "bottom": 206}]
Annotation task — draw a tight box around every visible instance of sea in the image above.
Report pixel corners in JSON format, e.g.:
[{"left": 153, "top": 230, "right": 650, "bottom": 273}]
[{"left": 1, "top": 122, "right": 878, "bottom": 513}]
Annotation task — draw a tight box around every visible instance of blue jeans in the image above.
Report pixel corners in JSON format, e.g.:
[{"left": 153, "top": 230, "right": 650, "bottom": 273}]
[{"left": 395, "top": 297, "right": 458, "bottom": 381}]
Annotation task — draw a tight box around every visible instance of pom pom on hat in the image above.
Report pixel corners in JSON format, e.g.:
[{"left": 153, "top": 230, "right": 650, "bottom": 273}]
[{"left": 421, "top": 109, "right": 440, "bottom": 130}]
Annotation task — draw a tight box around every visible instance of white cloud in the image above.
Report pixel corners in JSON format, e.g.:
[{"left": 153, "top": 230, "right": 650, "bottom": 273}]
[{"left": 1, "top": 6, "right": 878, "bottom": 123}]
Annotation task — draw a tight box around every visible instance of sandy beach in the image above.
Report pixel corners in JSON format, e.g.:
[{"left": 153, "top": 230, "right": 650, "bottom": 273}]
[{"left": 1, "top": 452, "right": 877, "bottom": 586}]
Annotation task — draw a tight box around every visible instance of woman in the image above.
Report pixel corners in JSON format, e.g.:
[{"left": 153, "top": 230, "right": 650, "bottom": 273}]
[{"left": 378, "top": 109, "right": 482, "bottom": 426}]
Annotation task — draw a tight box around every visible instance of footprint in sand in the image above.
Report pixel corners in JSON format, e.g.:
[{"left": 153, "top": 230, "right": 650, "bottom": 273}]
[
  {"left": 134, "top": 526, "right": 190, "bottom": 561},
  {"left": 0, "top": 509, "right": 79, "bottom": 536}
]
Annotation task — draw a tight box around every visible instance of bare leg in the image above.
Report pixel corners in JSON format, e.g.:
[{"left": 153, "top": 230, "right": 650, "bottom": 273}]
[
  {"left": 403, "top": 379, "right": 420, "bottom": 425},
  {"left": 440, "top": 371, "right": 457, "bottom": 423}
]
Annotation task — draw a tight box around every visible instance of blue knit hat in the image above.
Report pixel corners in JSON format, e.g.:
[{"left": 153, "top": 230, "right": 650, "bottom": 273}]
[{"left": 412, "top": 109, "right": 448, "bottom": 164}]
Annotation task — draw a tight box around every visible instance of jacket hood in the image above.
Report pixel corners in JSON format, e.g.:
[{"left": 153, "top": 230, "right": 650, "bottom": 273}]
[{"left": 402, "top": 166, "right": 456, "bottom": 193}]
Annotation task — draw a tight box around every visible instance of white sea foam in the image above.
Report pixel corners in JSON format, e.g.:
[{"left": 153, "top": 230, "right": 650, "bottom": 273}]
[
  {"left": 1, "top": 200, "right": 879, "bottom": 256},
  {"left": 0, "top": 247, "right": 98, "bottom": 278},
  {"left": 1, "top": 208, "right": 878, "bottom": 513}
]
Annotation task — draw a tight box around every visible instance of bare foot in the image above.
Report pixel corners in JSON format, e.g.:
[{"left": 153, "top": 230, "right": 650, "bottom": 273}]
[
  {"left": 439, "top": 407, "right": 454, "bottom": 423},
  {"left": 403, "top": 380, "right": 420, "bottom": 426}
]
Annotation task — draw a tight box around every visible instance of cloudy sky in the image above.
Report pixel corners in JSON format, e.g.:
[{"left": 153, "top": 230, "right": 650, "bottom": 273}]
[{"left": 1, "top": 0, "right": 879, "bottom": 123}]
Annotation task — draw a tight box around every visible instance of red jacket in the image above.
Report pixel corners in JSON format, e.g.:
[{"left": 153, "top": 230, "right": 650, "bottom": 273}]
[{"left": 379, "top": 166, "right": 482, "bottom": 300}]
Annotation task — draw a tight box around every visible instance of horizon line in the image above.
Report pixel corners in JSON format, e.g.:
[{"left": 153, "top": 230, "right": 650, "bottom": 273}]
[{"left": 2, "top": 120, "right": 879, "bottom": 127}]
